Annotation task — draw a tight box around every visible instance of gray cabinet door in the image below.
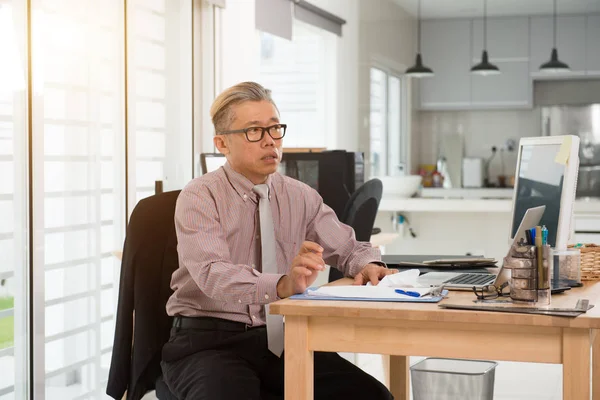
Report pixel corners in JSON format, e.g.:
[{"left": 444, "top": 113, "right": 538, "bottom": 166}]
[
  {"left": 586, "top": 15, "right": 600, "bottom": 74},
  {"left": 419, "top": 19, "right": 472, "bottom": 110},
  {"left": 530, "top": 16, "right": 586, "bottom": 76},
  {"left": 471, "top": 17, "right": 529, "bottom": 60},
  {"left": 470, "top": 61, "right": 531, "bottom": 107}
]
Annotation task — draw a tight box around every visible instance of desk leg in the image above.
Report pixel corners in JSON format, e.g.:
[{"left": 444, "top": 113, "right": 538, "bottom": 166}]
[
  {"left": 285, "top": 316, "right": 313, "bottom": 400},
  {"left": 563, "top": 328, "right": 591, "bottom": 400},
  {"left": 389, "top": 355, "right": 409, "bottom": 400},
  {"left": 593, "top": 329, "right": 600, "bottom": 400}
]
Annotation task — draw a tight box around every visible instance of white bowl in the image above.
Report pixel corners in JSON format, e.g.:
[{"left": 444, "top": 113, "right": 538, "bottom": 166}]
[{"left": 376, "top": 175, "right": 422, "bottom": 198}]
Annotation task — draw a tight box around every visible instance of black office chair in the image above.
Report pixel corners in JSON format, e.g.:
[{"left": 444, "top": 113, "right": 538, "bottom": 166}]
[
  {"left": 107, "top": 191, "right": 181, "bottom": 400},
  {"left": 328, "top": 178, "right": 383, "bottom": 282},
  {"left": 107, "top": 188, "right": 289, "bottom": 400}
]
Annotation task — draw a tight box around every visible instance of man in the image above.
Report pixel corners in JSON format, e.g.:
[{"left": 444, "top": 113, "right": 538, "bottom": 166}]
[{"left": 161, "top": 81, "right": 394, "bottom": 400}]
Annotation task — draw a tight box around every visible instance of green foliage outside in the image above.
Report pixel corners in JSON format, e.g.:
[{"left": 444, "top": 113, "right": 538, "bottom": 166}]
[{"left": 0, "top": 297, "right": 14, "bottom": 349}]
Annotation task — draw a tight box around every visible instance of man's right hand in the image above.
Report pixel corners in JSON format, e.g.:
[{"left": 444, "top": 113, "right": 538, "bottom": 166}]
[{"left": 277, "top": 241, "right": 325, "bottom": 298}]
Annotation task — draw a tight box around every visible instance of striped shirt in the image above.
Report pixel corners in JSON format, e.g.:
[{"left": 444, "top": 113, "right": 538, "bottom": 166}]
[{"left": 166, "top": 162, "right": 382, "bottom": 326}]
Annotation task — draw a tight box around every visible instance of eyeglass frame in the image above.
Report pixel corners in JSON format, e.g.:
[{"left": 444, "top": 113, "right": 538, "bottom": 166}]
[
  {"left": 216, "top": 124, "right": 287, "bottom": 143},
  {"left": 471, "top": 281, "right": 510, "bottom": 300}
]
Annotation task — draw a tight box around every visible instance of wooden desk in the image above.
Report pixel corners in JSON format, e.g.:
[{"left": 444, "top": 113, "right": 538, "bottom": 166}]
[{"left": 270, "top": 280, "right": 600, "bottom": 400}]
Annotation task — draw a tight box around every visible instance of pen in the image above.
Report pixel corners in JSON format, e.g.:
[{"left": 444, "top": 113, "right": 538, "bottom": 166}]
[
  {"left": 525, "top": 229, "right": 533, "bottom": 245},
  {"left": 541, "top": 225, "right": 548, "bottom": 245},
  {"left": 535, "top": 226, "right": 547, "bottom": 290},
  {"left": 394, "top": 289, "right": 422, "bottom": 298}
]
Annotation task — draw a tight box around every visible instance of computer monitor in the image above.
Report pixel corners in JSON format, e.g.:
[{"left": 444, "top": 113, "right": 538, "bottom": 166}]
[
  {"left": 509, "top": 135, "right": 580, "bottom": 250},
  {"left": 200, "top": 153, "right": 226, "bottom": 175}
]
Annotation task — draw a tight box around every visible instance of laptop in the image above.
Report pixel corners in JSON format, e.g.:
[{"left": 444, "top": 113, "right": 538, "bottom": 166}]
[{"left": 416, "top": 206, "right": 546, "bottom": 290}]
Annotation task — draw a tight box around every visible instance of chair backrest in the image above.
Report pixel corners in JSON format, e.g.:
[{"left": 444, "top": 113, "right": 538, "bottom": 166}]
[
  {"left": 107, "top": 190, "right": 180, "bottom": 400},
  {"left": 328, "top": 178, "right": 383, "bottom": 282}
]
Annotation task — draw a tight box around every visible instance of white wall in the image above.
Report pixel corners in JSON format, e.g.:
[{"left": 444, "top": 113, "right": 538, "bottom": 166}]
[
  {"left": 309, "top": 0, "right": 361, "bottom": 151},
  {"left": 219, "top": 0, "right": 261, "bottom": 88},
  {"left": 416, "top": 109, "right": 542, "bottom": 184},
  {"left": 358, "top": 0, "right": 416, "bottom": 166}
]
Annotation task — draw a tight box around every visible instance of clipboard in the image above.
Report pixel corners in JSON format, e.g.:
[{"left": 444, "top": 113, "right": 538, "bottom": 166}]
[{"left": 290, "top": 288, "right": 448, "bottom": 303}]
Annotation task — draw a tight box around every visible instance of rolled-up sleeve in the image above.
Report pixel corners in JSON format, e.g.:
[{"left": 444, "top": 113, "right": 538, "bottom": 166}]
[
  {"left": 304, "top": 192, "right": 382, "bottom": 278},
  {"left": 175, "top": 187, "right": 283, "bottom": 305}
]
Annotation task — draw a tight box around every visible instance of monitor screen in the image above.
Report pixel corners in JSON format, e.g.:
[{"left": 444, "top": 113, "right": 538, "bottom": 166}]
[
  {"left": 201, "top": 153, "right": 226, "bottom": 174},
  {"left": 511, "top": 143, "right": 565, "bottom": 247}
]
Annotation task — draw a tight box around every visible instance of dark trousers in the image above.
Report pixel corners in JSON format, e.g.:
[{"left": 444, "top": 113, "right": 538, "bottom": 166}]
[{"left": 161, "top": 317, "right": 394, "bottom": 400}]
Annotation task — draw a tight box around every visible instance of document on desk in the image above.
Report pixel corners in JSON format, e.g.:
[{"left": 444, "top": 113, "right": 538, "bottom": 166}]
[
  {"left": 290, "top": 286, "right": 446, "bottom": 303},
  {"left": 309, "top": 286, "right": 432, "bottom": 299}
]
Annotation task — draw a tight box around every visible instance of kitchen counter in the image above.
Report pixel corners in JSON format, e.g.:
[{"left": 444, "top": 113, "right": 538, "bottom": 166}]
[
  {"left": 375, "top": 192, "right": 600, "bottom": 271},
  {"left": 420, "top": 187, "right": 514, "bottom": 199},
  {"left": 379, "top": 196, "right": 600, "bottom": 214}
]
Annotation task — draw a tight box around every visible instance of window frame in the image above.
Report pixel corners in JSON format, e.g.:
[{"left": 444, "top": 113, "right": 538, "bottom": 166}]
[
  {"left": 368, "top": 62, "right": 411, "bottom": 177},
  {"left": 257, "top": 17, "right": 337, "bottom": 149}
]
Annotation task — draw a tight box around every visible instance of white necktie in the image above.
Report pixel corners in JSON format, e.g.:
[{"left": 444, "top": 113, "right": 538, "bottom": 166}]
[{"left": 252, "top": 184, "right": 284, "bottom": 357}]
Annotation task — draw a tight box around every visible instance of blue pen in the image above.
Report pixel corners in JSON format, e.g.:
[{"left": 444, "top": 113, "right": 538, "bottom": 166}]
[{"left": 394, "top": 289, "right": 421, "bottom": 298}]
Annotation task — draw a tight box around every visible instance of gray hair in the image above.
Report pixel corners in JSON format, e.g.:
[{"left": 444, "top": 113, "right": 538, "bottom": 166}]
[{"left": 210, "top": 82, "right": 278, "bottom": 134}]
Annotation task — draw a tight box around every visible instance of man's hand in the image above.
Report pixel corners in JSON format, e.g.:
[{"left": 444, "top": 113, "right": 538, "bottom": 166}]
[
  {"left": 277, "top": 241, "right": 325, "bottom": 298},
  {"left": 353, "top": 263, "right": 396, "bottom": 286}
]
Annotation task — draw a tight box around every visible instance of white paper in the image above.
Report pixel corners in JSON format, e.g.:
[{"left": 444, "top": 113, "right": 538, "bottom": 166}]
[
  {"left": 366, "top": 269, "right": 423, "bottom": 288},
  {"left": 306, "top": 285, "right": 433, "bottom": 299}
]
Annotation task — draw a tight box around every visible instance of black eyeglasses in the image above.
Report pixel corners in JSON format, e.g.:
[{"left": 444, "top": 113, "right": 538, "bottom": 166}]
[
  {"left": 472, "top": 281, "right": 510, "bottom": 300},
  {"left": 217, "top": 124, "right": 287, "bottom": 143}
]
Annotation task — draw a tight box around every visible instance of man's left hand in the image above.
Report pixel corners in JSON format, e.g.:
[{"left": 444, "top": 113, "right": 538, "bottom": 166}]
[{"left": 353, "top": 263, "right": 396, "bottom": 286}]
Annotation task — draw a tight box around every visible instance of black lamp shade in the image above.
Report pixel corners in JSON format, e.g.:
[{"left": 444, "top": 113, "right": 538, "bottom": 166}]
[
  {"left": 405, "top": 53, "right": 434, "bottom": 78},
  {"left": 540, "top": 48, "right": 570, "bottom": 73},
  {"left": 471, "top": 50, "right": 500, "bottom": 76}
]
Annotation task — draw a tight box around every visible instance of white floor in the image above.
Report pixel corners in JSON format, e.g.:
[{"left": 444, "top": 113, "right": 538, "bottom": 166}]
[{"left": 355, "top": 354, "right": 563, "bottom": 400}]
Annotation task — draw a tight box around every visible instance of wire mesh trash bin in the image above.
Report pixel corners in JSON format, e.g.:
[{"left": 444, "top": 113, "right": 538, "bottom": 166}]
[{"left": 410, "top": 358, "right": 497, "bottom": 400}]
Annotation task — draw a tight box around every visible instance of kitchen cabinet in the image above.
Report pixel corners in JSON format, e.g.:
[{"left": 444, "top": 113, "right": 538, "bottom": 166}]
[
  {"left": 470, "top": 61, "right": 531, "bottom": 107},
  {"left": 586, "top": 15, "right": 600, "bottom": 74},
  {"left": 573, "top": 214, "right": 600, "bottom": 245},
  {"left": 573, "top": 215, "right": 600, "bottom": 233},
  {"left": 530, "top": 15, "right": 587, "bottom": 76},
  {"left": 419, "top": 18, "right": 531, "bottom": 110},
  {"left": 471, "top": 17, "right": 529, "bottom": 60},
  {"left": 418, "top": 14, "right": 599, "bottom": 110},
  {"left": 470, "top": 17, "right": 531, "bottom": 107},
  {"left": 419, "top": 19, "right": 472, "bottom": 110}
]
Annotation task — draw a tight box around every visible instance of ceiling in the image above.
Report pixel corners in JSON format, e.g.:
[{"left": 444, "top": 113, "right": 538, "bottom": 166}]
[{"left": 393, "top": 0, "right": 600, "bottom": 19}]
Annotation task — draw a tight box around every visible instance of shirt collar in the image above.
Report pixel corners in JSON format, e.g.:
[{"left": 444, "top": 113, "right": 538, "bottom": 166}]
[{"left": 223, "top": 162, "right": 274, "bottom": 203}]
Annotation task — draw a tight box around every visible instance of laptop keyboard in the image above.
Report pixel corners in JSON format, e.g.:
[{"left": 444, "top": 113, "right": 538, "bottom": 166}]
[{"left": 444, "top": 273, "right": 495, "bottom": 286}]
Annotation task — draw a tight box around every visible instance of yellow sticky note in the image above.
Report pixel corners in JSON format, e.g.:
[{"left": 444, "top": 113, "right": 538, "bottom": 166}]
[{"left": 555, "top": 136, "right": 572, "bottom": 165}]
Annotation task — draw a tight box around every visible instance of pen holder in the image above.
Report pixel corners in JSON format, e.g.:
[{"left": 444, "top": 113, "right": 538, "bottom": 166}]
[
  {"left": 505, "top": 243, "right": 552, "bottom": 305},
  {"left": 504, "top": 254, "right": 537, "bottom": 302},
  {"left": 504, "top": 242, "right": 553, "bottom": 305}
]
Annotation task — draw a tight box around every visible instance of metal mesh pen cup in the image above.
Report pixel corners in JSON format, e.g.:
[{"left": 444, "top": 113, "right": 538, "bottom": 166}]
[{"left": 410, "top": 358, "right": 497, "bottom": 400}]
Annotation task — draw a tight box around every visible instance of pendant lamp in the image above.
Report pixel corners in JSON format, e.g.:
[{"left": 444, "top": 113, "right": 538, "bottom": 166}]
[
  {"left": 405, "top": 0, "right": 433, "bottom": 78},
  {"left": 540, "top": 0, "right": 570, "bottom": 73},
  {"left": 471, "top": 0, "right": 500, "bottom": 76}
]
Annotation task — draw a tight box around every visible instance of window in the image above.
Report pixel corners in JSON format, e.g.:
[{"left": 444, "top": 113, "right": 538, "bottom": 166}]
[
  {"left": 30, "top": 0, "right": 125, "bottom": 397},
  {"left": 0, "top": 1, "right": 29, "bottom": 398},
  {"left": 258, "top": 20, "right": 336, "bottom": 148},
  {"left": 0, "top": 0, "right": 199, "bottom": 398},
  {"left": 127, "top": 0, "right": 193, "bottom": 214},
  {"left": 369, "top": 67, "right": 408, "bottom": 177}
]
